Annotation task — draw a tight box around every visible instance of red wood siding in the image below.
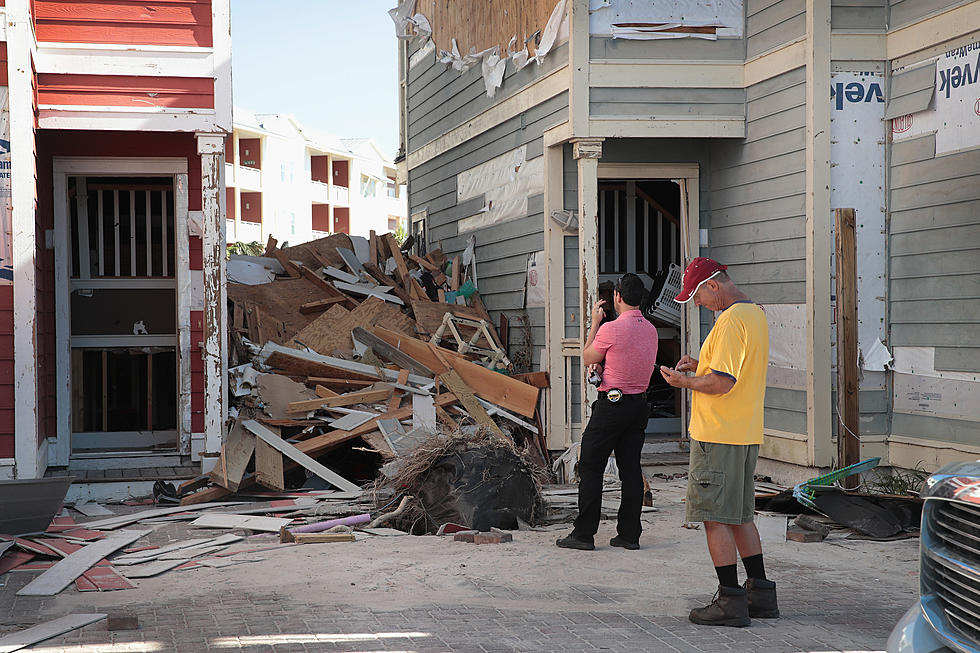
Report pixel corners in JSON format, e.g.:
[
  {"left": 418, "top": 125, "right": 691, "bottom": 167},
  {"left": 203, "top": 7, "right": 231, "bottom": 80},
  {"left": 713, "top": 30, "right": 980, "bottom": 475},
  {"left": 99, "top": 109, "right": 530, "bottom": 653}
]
[
  {"left": 240, "top": 192, "right": 261, "bottom": 223},
  {"left": 311, "top": 156, "right": 328, "bottom": 184},
  {"left": 35, "top": 0, "right": 212, "bottom": 47},
  {"left": 0, "top": 43, "right": 8, "bottom": 86},
  {"left": 37, "top": 74, "right": 214, "bottom": 109},
  {"left": 225, "top": 187, "right": 235, "bottom": 221},
  {"left": 224, "top": 135, "right": 233, "bottom": 164},
  {"left": 333, "top": 207, "right": 350, "bottom": 235},
  {"left": 0, "top": 285, "right": 13, "bottom": 458},
  {"left": 332, "top": 160, "right": 348, "bottom": 187},
  {"left": 312, "top": 204, "right": 330, "bottom": 232}
]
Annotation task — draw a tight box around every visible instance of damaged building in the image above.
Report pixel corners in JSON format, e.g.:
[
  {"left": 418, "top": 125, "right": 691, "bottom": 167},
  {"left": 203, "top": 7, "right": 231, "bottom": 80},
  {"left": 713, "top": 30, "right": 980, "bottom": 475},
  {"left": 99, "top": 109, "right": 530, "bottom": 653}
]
[
  {"left": 394, "top": 0, "right": 980, "bottom": 480},
  {"left": 0, "top": 0, "right": 232, "bottom": 481}
]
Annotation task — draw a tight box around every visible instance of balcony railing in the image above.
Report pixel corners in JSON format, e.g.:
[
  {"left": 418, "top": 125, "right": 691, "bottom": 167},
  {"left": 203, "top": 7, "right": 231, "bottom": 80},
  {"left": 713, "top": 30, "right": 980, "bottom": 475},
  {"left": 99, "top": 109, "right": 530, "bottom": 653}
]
[
  {"left": 236, "top": 220, "right": 262, "bottom": 244},
  {"left": 310, "top": 180, "right": 330, "bottom": 204},
  {"left": 237, "top": 166, "right": 262, "bottom": 191},
  {"left": 331, "top": 185, "right": 349, "bottom": 205}
]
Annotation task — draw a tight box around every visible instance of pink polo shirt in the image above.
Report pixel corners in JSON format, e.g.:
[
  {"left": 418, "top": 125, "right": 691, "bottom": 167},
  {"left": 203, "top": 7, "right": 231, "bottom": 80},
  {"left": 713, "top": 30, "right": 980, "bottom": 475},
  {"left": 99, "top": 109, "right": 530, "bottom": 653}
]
[{"left": 592, "top": 309, "right": 659, "bottom": 394}]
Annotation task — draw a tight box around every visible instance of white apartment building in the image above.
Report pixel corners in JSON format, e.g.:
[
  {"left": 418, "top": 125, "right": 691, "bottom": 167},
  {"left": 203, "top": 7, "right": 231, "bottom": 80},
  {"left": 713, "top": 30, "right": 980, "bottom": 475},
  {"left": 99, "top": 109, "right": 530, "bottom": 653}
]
[{"left": 225, "top": 109, "right": 407, "bottom": 246}]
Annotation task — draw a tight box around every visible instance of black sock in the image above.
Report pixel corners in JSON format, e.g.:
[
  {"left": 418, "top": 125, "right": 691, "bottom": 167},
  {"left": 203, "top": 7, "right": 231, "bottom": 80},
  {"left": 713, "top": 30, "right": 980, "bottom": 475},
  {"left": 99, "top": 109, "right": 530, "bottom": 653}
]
[
  {"left": 715, "top": 564, "right": 739, "bottom": 589},
  {"left": 742, "top": 553, "right": 767, "bottom": 581}
]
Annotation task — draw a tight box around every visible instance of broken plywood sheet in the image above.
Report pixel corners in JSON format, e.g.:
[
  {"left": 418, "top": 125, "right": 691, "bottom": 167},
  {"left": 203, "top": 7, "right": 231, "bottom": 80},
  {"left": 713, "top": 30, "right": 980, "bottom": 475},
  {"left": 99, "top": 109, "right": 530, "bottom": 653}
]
[
  {"left": 227, "top": 277, "right": 331, "bottom": 344},
  {"left": 243, "top": 420, "right": 362, "bottom": 493},
  {"left": 256, "top": 373, "right": 317, "bottom": 420},
  {"left": 16, "top": 530, "right": 149, "bottom": 596},
  {"left": 411, "top": 301, "right": 486, "bottom": 337},
  {"left": 0, "top": 614, "right": 107, "bottom": 653},
  {"left": 189, "top": 513, "right": 292, "bottom": 532},
  {"left": 281, "top": 233, "right": 352, "bottom": 271},
  {"left": 254, "top": 438, "right": 286, "bottom": 491},
  {"left": 208, "top": 419, "right": 256, "bottom": 491},
  {"left": 291, "top": 296, "right": 413, "bottom": 357}
]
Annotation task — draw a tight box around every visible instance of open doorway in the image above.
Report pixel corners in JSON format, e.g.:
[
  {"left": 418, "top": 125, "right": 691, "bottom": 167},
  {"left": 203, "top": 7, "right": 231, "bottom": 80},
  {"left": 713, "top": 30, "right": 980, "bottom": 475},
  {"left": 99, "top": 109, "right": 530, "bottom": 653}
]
[
  {"left": 597, "top": 179, "right": 684, "bottom": 438},
  {"left": 65, "top": 176, "right": 179, "bottom": 455}
]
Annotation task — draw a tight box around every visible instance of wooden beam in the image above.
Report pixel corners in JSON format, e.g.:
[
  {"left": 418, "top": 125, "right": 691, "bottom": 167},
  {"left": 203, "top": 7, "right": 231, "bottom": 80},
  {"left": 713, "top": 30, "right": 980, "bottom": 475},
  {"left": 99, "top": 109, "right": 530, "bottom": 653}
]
[
  {"left": 263, "top": 235, "right": 277, "bottom": 256},
  {"left": 286, "top": 386, "right": 394, "bottom": 414},
  {"left": 835, "top": 208, "right": 860, "bottom": 487},
  {"left": 361, "top": 261, "right": 413, "bottom": 307},
  {"left": 450, "top": 256, "right": 461, "bottom": 290},
  {"left": 429, "top": 345, "right": 506, "bottom": 439},
  {"left": 271, "top": 249, "right": 302, "bottom": 278},
  {"left": 299, "top": 297, "right": 346, "bottom": 315},
  {"left": 254, "top": 438, "right": 285, "bottom": 491},
  {"left": 369, "top": 230, "right": 379, "bottom": 266},
  {"left": 350, "top": 327, "right": 435, "bottom": 377},
  {"left": 242, "top": 420, "right": 361, "bottom": 493}
]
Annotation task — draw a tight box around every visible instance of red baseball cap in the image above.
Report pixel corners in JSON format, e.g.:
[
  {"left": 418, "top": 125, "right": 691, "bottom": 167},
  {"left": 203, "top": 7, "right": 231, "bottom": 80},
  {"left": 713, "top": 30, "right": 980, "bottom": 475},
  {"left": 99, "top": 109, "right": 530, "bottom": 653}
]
[{"left": 674, "top": 257, "right": 728, "bottom": 303}]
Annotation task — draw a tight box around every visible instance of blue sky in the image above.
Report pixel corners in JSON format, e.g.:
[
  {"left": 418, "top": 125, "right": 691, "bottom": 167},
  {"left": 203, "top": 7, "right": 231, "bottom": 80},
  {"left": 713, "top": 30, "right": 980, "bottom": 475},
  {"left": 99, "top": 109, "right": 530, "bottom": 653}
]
[{"left": 231, "top": 1, "right": 400, "bottom": 157}]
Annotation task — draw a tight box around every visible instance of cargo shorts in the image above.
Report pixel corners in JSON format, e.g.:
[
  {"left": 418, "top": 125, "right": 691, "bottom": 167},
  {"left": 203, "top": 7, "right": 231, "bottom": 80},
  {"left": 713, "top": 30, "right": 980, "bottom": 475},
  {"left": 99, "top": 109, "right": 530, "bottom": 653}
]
[{"left": 685, "top": 440, "right": 759, "bottom": 525}]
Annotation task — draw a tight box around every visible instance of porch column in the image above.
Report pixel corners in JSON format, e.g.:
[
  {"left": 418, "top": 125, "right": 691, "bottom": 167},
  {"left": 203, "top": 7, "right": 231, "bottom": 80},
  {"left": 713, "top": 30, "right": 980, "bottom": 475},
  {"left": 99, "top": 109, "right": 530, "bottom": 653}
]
[
  {"left": 196, "top": 133, "right": 228, "bottom": 464},
  {"left": 573, "top": 138, "right": 603, "bottom": 428},
  {"left": 543, "top": 143, "right": 568, "bottom": 450},
  {"left": 804, "top": 0, "right": 833, "bottom": 467},
  {"left": 9, "top": 1, "right": 40, "bottom": 478}
]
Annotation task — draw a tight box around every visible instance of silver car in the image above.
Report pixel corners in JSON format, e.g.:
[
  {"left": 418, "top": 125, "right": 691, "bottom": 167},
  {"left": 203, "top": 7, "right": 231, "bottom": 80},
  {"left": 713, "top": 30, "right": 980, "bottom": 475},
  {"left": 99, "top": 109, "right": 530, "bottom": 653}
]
[{"left": 888, "top": 460, "right": 980, "bottom": 653}]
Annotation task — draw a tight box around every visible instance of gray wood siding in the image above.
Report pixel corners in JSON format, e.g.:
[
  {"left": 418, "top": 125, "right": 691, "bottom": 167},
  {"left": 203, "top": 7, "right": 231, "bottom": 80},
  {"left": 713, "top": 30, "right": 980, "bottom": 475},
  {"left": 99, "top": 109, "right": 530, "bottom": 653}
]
[
  {"left": 589, "top": 87, "right": 746, "bottom": 120},
  {"left": 888, "top": 133, "right": 980, "bottom": 358},
  {"left": 766, "top": 387, "right": 807, "bottom": 434},
  {"left": 889, "top": 0, "right": 974, "bottom": 28},
  {"left": 832, "top": 0, "right": 887, "bottom": 31},
  {"left": 407, "top": 42, "right": 567, "bottom": 153},
  {"left": 888, "top": 131, "right": 980, "bottom": 445},
  {"left": 747, "top": 0, "right": 806, "bottom": 59},
  {"left": 590, "top": 37, "right": 745, "bottom": 61},
  {"left": 707, "top": 67, "right": 807, "bottom": 303},
  {"left": 407, "top": 93, "right": 568, "bottom": 372}
]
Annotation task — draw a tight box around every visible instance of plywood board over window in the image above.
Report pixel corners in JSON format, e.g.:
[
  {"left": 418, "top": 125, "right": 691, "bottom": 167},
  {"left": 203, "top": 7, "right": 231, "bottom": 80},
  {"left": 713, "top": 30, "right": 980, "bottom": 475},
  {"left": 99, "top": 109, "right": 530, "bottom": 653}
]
[{"left": 417, "top": 0, "right": 558, "bottom": 56}]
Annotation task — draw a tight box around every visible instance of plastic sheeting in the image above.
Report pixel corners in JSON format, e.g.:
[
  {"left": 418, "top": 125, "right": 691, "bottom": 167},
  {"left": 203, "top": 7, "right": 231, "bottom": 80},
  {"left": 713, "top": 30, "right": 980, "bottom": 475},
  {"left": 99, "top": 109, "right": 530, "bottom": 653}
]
[
  {"left": 457, "top": 145, "right": 545, "bottom": 233},
  {"left": 590, "top": 0, "right": 743, "bottom": 39}
]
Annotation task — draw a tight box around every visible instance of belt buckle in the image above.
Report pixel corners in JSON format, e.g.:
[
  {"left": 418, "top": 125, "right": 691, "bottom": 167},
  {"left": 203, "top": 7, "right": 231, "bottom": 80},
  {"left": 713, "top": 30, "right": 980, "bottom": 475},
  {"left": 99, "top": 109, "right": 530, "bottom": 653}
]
[{"left": 607, "top": 388, "right": 623, "bottom": 403}]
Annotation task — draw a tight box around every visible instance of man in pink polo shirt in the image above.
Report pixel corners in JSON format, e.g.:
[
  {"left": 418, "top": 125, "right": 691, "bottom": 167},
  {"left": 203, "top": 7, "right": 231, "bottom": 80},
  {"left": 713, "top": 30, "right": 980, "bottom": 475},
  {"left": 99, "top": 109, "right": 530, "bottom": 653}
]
[{"left": 557, "top": 273, "right": 659, "bottom": 551}]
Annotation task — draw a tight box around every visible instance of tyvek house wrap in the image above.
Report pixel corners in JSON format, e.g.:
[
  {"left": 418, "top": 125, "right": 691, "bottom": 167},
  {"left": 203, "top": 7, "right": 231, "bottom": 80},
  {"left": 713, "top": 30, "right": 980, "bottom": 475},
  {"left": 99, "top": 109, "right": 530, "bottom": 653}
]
[{"left": 457, "top": 145, "right": 545, "bottom": 234}]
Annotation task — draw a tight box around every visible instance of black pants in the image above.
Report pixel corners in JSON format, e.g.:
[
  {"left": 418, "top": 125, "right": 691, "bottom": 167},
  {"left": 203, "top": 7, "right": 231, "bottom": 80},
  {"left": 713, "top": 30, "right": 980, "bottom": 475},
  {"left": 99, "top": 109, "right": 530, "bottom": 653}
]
[{"left": 571, "top": 394, "right": 648, "bottom": 544}]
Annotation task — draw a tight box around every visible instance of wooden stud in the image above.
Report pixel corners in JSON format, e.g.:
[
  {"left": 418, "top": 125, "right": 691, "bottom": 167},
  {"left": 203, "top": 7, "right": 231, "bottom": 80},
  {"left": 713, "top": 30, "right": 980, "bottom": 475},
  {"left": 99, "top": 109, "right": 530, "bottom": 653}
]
[
  {"left": 408, "top": 254, "right": 439, "bottom": 273},
  {"left": 361, "top": 262, "right": 412, "bottom": 307},
  {"left": 384, "top": 233, "right": 411, "bottom": 284},
  {"left": 306, "top": 377, "right": 375, "bottom": 390},
  {"left": 369, "top": 230, "right": 379, "bottom": 266},
  {"left": 299, "top": 297, "right": 346, "bottom": 314},
  {"left": 286, "top": 386, "right": 394, "bottom": 414},
  {"left": 450, "top": 256, "right": 461, "bottom": 290},
  {"left": 315, "top": 385, "right": 339, "bottom": 398},
  {"left": 264, "top": 235, "right": 278, "bottom": 256},
  {"left": 272, "top": 250, "right": 302, "bottom": 278},
  {"left": 254, "top": 438, "right": 285, "bottom": 491},
  {"left": 835, "top": 208, "right": 860, "bottom": 486}
]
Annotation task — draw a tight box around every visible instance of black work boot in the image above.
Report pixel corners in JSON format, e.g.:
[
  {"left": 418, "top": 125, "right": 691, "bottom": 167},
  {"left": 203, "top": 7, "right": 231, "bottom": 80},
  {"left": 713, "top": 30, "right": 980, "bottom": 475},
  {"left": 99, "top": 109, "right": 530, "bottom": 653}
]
[
  {"left": 745, "top": 578, "right": 779, "bottom": 618},
  {"left": 609, "top": 535, "right": 639, "bottom": 550},
  {"left": 689, "top": 585, "right": 751, "bottom": 627},
  {"left": 555, "top": 534, "right": 595, "bottom": 550}
]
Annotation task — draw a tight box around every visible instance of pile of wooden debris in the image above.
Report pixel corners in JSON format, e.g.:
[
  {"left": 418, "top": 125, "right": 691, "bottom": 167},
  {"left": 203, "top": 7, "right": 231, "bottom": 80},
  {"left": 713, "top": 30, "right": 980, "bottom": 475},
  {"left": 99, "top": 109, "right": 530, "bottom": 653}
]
[{"left": 179, "top": 230, "right": 551, "bottom": 515}]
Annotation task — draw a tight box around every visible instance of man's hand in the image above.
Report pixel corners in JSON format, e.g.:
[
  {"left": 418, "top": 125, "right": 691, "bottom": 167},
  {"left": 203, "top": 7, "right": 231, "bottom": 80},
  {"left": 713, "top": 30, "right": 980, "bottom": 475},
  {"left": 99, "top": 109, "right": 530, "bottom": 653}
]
[
  {"left": 660, "top": 366, "right": 687, "bottom": 388},
  {"left": 676, "top": 355, "right": 699, "bottom": 373},
  {"left": 590, "top": 300, "right": 607, "bottom": 327},
  {"left": 588, "top": 362, "right": 603, "bottom": 376}
]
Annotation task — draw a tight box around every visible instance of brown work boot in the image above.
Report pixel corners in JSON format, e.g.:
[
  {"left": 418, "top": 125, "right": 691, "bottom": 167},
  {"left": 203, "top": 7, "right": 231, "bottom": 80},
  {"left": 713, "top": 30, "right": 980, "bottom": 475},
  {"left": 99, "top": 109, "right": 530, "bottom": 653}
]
[
  {"left": 745, "top": 578, "right": 779, "bottom": 618},
  {"left": 689, "top": 585, "right": 751, "bottom": 627}
]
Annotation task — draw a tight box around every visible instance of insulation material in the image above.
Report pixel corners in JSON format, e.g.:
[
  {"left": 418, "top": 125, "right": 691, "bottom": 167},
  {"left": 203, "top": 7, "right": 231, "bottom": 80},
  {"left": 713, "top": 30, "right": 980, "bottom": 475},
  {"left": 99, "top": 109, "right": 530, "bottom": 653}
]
[
  {"left": 761, "top": 304, "right": 807, "bottom": 370},
  {"left": 892, "top": 41, "right": 980, "bottom": 155},
  {"left": 388, "top": 0, "right": 417, "bottom": 39},
  {"left": 481, "top": 49, "right": 507, "bottom": 99},
  {"left": 525, "top": 251, "right": 546, "bottom": 308},
  {"left": 894, "top": 373, "right": 980, "bottom": 420},
  {"left": 411, "top": 13, "right": 432, "bottom": 42},
  {"left": 829, "top": 71, "right": 887, "bottom": 367},
  {"left": 862, "top": 338, "right": 893, "bottom": 372},
  {"left": 892, "top": 347, "right": 980, "bottom": 382},
  {"left": 590, "top": 0, "right": 743, "bottom": 39},
  {"left": 457, "top": 146, "right": 545, "bottom": 233}
]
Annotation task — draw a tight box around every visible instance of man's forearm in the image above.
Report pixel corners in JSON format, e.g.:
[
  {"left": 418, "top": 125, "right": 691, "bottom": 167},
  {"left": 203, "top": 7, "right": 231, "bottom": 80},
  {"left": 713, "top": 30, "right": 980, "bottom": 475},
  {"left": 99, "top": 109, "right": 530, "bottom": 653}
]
[{"left": 678, "top": 372, "right": 734, "bottom": 395}]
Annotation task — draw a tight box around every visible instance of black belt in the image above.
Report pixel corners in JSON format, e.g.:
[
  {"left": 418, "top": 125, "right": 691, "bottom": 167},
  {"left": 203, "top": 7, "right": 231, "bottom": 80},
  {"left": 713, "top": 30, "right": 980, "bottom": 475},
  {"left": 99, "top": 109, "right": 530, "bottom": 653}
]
[{"left": 598, "top": 389, "right": 646, "bottom": 403}]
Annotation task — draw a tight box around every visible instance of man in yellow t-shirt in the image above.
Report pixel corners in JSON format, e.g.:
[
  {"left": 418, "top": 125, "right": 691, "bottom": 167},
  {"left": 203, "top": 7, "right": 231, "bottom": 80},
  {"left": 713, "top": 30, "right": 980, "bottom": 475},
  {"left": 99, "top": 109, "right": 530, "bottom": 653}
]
[{"left": 661, "top": 257, "right": 776, "bottom": 628}]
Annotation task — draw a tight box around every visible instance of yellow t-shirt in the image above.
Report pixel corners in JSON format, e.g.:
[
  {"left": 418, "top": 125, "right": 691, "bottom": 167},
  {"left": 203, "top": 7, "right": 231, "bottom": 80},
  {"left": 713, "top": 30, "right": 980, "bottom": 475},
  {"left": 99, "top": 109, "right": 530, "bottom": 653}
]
[{"left": 689, "top": 302, "right": 769, "bottom": 445}]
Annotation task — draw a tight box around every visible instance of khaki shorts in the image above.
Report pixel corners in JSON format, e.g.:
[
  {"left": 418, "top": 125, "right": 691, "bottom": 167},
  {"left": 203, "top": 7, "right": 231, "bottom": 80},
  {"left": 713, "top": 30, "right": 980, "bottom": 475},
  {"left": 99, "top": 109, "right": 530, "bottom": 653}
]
[{"left": 685, "top": 440, "right": 759, "bottom": 525}]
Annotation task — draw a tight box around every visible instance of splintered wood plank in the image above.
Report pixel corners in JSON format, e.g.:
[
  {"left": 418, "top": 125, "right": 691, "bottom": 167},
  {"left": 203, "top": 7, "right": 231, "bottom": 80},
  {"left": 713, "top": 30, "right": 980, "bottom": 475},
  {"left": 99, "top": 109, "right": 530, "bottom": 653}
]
[
  {"left": 429, "top": 345, "right": 505, "bottom": 439},
  {"left": 361, "top": 262, "right": 413, "bottom": 306},
  {"left": 315, "top": 385, "right": 339, "bottom": 398},
  {"left": 17, "top": 530, "right": 150, "bottom": 596},
  {"left": 369, "top": 230, "right": 379, "bottom": 266},
  {"left": 208, "top": 419, "right": 256, "bottom": 492},
  {"left": 350, "top": 327, "right": 435, "bottom": 377},
  {"left": 408, "top": 254, "right": 439, "bottom": 273},
  {"left": 271, "top": 249, "right": 302, "bottom": 278},
  {"left": 254, "top": 438, "right": 285, "bottom": 491},
  {"left": 286, "top": 386, "right": 393, "bottom": 413},
  {"left": 0, "top": 614, "right": 107, "bottom": 652},
  {"left": 514, "top": 371, "right": 550, "bottom": 388},
  {"left": 371, "top": 326, "right": 539, "bottom": 417},
  {"left": 383, "top": 233, "right": 410, "bottom": 284},
  {"left": 300, "top": 266, "right": 359, "bottom": 309},
  {"left": 451, "top": 256, "right": 461, "bottom": 290},
  {"left": 411, "top": 301, "right": 484, "bottom": 336},
  {"left": 264, "top": 235, "right": 278, "bottom": 256},
  {"left": 299, "top": 297, "right": 346, "bottom": 314},
  {"left": 242, "top": 420, "right": 361, "bottom": 493},
  {"left": 306, "top": 377, "right": 375, "bottom": 390}
]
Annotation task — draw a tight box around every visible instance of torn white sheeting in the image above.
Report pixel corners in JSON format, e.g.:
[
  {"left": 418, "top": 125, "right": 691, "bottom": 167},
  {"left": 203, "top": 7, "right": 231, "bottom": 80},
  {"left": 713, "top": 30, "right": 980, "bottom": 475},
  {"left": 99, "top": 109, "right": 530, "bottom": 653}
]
[
  {"left": 525, "top": 251, "right": 546, "bottom": 308},
  {"left": 482, "top": 49, "right": 507, "bottom": 98},
  {"left": 590, "top": 0, "right": 743, "bottom": 38},
  {"left": 457, "top": 145, "right": 545, "bottom": 233},
  {"left": 862, "top": 338, "right": 893, "bottom": 372},
  {"left": 410, "top": 13, "right": 431, "bottom": 42},
  {"left": 893, "top": 373, "right": 980, "bottom": 420},
  {"left": 229, "top": 363, "right": 261, "bottom": 397},
  {"left": 761, "top": 304, "right": 807, "bottom": 370},
  {"left": 610, "top": 22, "right": 721, "bottom": 41},
  {"left": 535, "top": 0, "right": 570, "bottom": 63},
  {"left": 187, "top": 211, "right": 203, "bottom": 237},
  {"left": 892, "top": 347, "right": 980, "bottom": 382},
  {"left": 388, "top": 0, "right": 417, "bottom": 39},
  {"left": 227, "top": 259, "right": 276, "bottom": 285},
  {"left": 511, "top": 45, "right": 531, "bottom": 70},
  {"left": 438, "top": 38, "right": 463, "bottom": 71}
]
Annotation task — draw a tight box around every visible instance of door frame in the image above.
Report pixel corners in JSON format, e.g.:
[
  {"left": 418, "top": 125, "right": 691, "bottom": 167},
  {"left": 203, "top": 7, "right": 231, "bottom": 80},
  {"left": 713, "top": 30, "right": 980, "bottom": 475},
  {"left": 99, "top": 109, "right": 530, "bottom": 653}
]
[{"left": 51, "top": 157, "right": 190, "bottom": 466}]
